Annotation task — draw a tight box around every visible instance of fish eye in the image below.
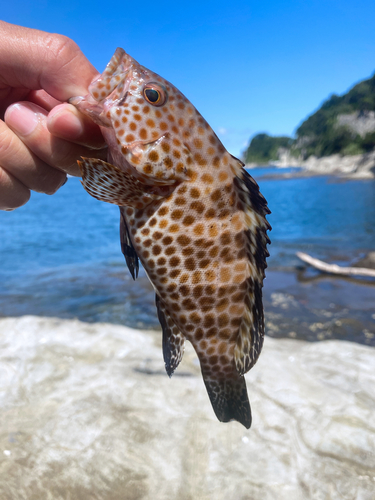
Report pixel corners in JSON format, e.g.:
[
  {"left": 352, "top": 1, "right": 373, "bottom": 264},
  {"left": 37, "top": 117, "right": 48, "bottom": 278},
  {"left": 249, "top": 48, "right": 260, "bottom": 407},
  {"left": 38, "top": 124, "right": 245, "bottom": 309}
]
[{"left": 143, "top": 83, "right": 167, "bottom": 106}]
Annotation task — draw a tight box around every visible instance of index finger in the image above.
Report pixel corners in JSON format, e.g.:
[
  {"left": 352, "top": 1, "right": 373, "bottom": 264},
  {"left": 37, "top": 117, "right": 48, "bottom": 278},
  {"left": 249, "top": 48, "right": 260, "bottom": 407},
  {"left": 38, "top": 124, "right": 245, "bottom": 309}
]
[{"left": 0, "top": 21, "right": 99, "bottom": 101}]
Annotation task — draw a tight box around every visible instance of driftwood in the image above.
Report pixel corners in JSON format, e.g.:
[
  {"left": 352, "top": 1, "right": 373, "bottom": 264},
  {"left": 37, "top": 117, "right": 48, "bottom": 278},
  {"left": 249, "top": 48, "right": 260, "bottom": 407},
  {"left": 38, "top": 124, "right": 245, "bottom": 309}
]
[{"left": 296, "top": 252, "right": 375, "bottom": 278}]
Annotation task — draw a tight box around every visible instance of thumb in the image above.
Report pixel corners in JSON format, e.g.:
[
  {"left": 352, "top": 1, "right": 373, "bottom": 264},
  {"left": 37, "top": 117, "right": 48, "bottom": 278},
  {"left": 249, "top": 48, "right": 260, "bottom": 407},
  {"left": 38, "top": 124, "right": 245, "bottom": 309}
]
[{"left": 0, "top": 21, "right": 99, "bottom": 101}]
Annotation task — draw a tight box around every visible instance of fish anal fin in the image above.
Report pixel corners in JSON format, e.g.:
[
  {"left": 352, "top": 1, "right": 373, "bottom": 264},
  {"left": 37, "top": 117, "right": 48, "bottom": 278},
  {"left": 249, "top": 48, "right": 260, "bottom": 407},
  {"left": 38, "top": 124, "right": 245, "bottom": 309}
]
[
  {"left": 155, "top": 295, "right": 185, "bottom": 376},
  {"left": 78, "top": 157, "right": 162, "bottom": 208},
  {"left": 119, "top": 207, "right": 139, "bottom": 280},
  {"left": 203, "top": 375, "right": 251, "bottom": 429}
]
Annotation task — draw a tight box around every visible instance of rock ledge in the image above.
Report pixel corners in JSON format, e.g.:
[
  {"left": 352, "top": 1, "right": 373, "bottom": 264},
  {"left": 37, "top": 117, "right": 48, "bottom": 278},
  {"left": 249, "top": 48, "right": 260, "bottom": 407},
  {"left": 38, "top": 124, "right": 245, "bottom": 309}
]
[{"left": 0, "top": 316, "right": 374, "bottom": 500}]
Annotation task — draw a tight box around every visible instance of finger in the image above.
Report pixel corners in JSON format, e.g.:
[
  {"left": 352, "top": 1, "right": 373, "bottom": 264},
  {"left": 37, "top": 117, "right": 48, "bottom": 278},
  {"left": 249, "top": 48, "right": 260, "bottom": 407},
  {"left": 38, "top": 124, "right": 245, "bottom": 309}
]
[
  {"left": 47, "top": 104, "right": 106, "bottom": 149},
  {"left": 28, "top": 90, "right": 62, "bottom": 111},
  {"left": 0, "top": 114, "right": 67, "bottom": 194},
  {"left": 0, "top": 21, "right": 99, "bottom": 100},
  {"left": 5, "top": 101, "right": 107, "bottom": 177},
  {"left": 0, "top": 166, "right": 30, "bottom": 210},
  {"left": 0, "top": 89, "right": 61, "bottom": 119}
]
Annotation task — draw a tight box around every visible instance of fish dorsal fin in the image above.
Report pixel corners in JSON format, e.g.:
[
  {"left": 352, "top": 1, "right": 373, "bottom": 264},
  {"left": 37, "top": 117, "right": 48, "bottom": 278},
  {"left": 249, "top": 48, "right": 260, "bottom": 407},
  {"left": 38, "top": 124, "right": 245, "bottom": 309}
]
[
  {"left": 78, "top": 157, "right": 162, "bottom": 208},
  {"left": 230, "top": 153, "right": 245, "bottom": 167},
  {"left": 234, "top": 279, "right": 265, "bottom": 375},
  {"left": 233, "top": 168, "right": 271, "bottom": 375},
  {"left": 119, "top": 207, "right": 139, "bottom": 280},
  {"left": 155, "top": 295, "right": 185, "bottom": 377}
]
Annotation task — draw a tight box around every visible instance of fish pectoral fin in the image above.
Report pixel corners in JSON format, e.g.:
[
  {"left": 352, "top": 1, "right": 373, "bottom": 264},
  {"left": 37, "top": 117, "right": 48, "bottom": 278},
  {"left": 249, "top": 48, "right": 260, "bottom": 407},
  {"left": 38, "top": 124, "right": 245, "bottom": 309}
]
[
  {"left": 155, "top": 295, "right": 185, "bottom": 377},
  {"left": 78, "top": 157, "right": 162, "bottom": 208},
  {"left": 203, "top": 375, "right": 251, "bottom": 429},
  {"left": 119, "top": 207, "right": 139, "bottom": 280}
]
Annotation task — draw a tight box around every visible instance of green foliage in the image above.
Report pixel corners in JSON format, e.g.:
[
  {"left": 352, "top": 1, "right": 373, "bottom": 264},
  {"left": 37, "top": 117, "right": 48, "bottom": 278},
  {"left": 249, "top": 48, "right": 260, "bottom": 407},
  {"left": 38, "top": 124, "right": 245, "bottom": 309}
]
[
  {"left": 244, "top": 72, "right": 375, "bottom": 163},
  {"left": 361, "top": 131, "right": 375, "bottom": 152},
  {"left": 341, "top": 142, "right": 364, "bottom": 156},
  {"left": 297, "top": 126, "right": 362, "bottom": 158},
  {"left": 244, "top": 133, "right": 293, "bottom": 163},
  {"left": 296, "top": 73, "right": 375, "bottom": 139}
]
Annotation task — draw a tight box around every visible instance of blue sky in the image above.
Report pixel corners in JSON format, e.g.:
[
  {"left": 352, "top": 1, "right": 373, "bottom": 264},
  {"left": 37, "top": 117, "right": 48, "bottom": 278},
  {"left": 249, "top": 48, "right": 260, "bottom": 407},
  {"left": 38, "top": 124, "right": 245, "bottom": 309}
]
[{"left": 3, "top": 0, "right": 375, "bottom": 156}]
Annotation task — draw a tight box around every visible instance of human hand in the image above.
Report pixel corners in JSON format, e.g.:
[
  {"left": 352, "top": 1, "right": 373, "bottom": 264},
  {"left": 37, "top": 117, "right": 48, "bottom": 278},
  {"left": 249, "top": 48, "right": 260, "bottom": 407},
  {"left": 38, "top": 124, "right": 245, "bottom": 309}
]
[{"left": 0, "top": 21, "right": 107, "bottom": 210}]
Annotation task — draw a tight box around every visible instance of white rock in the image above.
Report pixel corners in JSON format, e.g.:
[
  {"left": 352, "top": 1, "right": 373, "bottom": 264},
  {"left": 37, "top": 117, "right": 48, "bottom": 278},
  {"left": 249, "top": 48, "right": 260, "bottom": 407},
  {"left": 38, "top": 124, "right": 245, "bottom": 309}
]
[
  {"left": 337, "top": 111, "right": 375, "bottom": 138},
  {"left": 0, "top": 316, "right": 374, "bottom": 499},
  {"left": 246, "top": 150, "right": 375, "bottom": 179}
]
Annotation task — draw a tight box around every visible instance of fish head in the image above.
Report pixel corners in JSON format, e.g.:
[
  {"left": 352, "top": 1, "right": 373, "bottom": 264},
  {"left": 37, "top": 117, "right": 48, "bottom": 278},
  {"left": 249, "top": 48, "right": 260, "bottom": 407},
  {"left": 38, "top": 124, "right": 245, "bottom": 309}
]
[{"left": 70, "top": 47, "right": 210, "bottom": 185}]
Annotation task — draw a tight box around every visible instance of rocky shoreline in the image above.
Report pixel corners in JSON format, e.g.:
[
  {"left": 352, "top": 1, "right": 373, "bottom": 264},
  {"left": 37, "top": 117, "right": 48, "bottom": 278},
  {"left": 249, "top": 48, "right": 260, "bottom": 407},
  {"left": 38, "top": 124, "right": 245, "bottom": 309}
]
[
  {"left": 0, "top": 315, "right": 374, "bottom": 499},
  {"left": 247, "top": 150, "right": 375, "bottom": 179}
]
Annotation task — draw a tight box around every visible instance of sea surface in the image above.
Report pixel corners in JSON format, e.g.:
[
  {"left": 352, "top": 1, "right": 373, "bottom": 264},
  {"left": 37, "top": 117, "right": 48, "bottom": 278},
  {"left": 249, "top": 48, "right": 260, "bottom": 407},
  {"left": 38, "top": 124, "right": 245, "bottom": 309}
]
[{"left": 1, "top": 168, "right": 375, "bottom": 344}]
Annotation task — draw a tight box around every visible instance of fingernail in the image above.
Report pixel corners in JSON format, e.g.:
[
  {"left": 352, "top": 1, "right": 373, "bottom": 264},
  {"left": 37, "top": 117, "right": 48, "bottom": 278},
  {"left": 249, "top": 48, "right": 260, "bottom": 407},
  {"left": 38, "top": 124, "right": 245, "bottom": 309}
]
[{"left": 5, "top": 103, "right": 45, "bottom": 136}]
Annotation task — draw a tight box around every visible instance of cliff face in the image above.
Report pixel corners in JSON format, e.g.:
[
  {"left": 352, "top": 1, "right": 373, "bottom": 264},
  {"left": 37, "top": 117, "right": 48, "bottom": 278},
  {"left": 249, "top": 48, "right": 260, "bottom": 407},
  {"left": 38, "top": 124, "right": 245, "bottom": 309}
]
[
  {"left": 296, "top": 72, "right": 375, "bottom": 139},
  {"left": 294, "top": 72, "right": 375, "bottom": 159},
  {"left": 336, "top": 110, "right": 375, "bottom": 137}
]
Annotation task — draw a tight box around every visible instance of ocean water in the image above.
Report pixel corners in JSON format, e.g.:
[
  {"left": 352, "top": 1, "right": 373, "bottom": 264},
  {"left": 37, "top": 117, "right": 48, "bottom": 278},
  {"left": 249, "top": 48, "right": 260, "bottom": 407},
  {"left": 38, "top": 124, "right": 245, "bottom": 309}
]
[
  {"left": 254, "top": 167, "right": 375, "bottom": 268},
  {"left": 1, "top": 169, "right": 375, "bottom": 339}
]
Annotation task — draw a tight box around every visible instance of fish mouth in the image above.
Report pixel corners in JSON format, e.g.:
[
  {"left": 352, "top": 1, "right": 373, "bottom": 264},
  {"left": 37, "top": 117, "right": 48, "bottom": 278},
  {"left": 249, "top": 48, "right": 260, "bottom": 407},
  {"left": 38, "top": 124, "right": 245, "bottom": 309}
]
[
  {"left": 68, "top": 95, "right": 111, "bottom": 127},
  {"left": 69, "top": 48, "right": 132, "bottom": 128}
]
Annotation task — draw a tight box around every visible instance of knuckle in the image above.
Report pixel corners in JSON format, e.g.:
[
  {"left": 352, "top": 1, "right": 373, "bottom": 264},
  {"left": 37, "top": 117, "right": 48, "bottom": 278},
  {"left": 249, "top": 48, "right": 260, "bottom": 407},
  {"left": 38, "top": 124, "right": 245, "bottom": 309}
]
[
  {"left": 11, "top": 191, "right": 31, "bottom": 209},
  {"left": 44, "top": 171, "right": 67, "bottom": 195},
  {"left": 30, "top": 161, "right": 67, "bottom": 195},
  {"left": 48, "top": 137, "right": 82, "bottom": 173},
  {"left": 44, "top": 34, "right": 80, "bottom": 71},
  {"left": 0, "top": 167, "right": 30, "bottom": 210},
  {"left": 0, "top": 125, "right": 67, "bottom": 196},
  {"left": 52, "top": 147, "right": 77, "bottom": 172},
  {"left": 0, "top": 127, "right": 20, "bottom": 162}
]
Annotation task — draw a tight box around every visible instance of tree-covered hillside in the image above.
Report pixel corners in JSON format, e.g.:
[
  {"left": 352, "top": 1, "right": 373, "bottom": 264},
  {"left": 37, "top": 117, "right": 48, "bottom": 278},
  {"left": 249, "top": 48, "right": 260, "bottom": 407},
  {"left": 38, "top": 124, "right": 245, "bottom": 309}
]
[
  {"left": 243, "top": 133, "right": 293, "bottom": 164},
  {"left": 297, "top": 73, "right": 375, "bottom": 137},
  {"left": 243, "top": 72, "right": 375, "bottom": 163}
]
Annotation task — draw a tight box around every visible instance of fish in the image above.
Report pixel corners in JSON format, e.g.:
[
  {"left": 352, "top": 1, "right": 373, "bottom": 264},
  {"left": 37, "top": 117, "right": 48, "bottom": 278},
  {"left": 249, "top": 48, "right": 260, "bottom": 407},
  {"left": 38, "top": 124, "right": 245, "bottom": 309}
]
[{"left": 70, "top": 48, "right": 270, "bottom": 429}]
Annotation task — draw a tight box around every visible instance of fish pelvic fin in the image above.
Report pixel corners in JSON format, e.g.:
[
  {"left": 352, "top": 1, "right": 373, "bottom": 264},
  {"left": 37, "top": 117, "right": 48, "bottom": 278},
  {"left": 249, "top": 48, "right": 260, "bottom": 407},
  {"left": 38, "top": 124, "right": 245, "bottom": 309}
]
[
  {"left": 233, "top": 168, "right": 271, "bottom": 376},
  {"left": 119, "top": 207, "right": 139, "bottom": 280},
  {"left": 155, "top": 295, "right": 185, "bottom": 377},
  {"left": 203, "top": 375, "right": 251, "bottom": 429},
  {"left": 78, "top": 158, "right": 162, "bottom": 208}
]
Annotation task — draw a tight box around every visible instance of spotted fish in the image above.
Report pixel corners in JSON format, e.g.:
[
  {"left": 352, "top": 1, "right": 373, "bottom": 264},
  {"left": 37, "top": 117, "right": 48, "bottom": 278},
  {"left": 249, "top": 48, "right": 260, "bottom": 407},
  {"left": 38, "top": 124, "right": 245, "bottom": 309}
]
[{"left": 70, "top": 48, "right": 270, "bottom": 429}]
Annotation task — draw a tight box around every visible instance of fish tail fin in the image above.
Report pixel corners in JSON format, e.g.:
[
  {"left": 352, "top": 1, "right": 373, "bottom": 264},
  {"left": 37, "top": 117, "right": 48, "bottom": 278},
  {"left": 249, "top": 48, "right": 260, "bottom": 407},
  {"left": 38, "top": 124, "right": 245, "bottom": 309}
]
[{"left": 203, "top": 375, "right": 251, "bottom": 429}]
